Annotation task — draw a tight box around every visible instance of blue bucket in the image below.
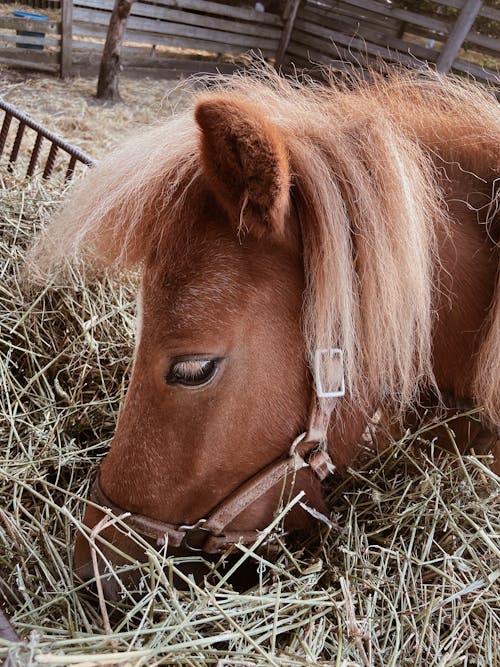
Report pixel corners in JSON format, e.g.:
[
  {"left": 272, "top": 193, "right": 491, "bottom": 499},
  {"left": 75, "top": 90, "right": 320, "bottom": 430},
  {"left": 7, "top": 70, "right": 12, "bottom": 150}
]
[{"left": 13, "top": 10, "right": 49, "bottom": 51}]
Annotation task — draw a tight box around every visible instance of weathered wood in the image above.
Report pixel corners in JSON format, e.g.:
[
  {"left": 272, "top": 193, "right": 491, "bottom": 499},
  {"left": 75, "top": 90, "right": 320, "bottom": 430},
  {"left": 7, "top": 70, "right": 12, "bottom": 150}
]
[
  {"left": 0, "top": 33, "right": 59, "bottom": 47},
  {"left": 298, "top": 6, "right": 404, "bottom": 53},
  {"left": 291, "top": 24, "right": 429, "bottom": 69},
  {"left": 96, "top": 0, "right": 135, "bottom": 103},
  {"left": 60, "top": 0, "right": 73, "bottom": 78},
  {"left": 74, "top": 25, "right": 276, "bottom": 59},
  {"left": 72, "top": 57, "right": 241, "bottom": 79},
  {"left": 276, "top": 0, "right": 301, "bottom": 68},
  {"left": 0, "top": 56, "right": 58, "bottom": 72},
  {"left": 327, "top": 0, "right": 493, "bottom": 54},
  {"left": 298, "top": 4, "right": 436, "bottom": 61},
  {"left": 304, "top": 1, "right": 402, "bottom": 33},
  {"left": 451, "top": 56, "right": 500, "bottom": 84},
  {"left": 65, "top": 0, "right": 499, "bottom": 87},
  {"left": 436, "top": 0, "right": 483, "bottom": 72},
  {"left": 318, "top": 0, "right": 452, "bottom": 33},
  {"left": 432, "top": 0, "right": 500, "bottom": 23},
  {"left": 0, "top": 47, "right": 59, "bottom": 64},
  {"left": 73, "top": 6, "right": 280, "bottom": 40},
  {"left": 75, "top": 0, "right": 283, "bottom": 25},
  {"left": 0, "top": 16, "right": 60, "bottom": 34},
  {"left": 74, "top": 8, "right": 279, "bottom": 50}
]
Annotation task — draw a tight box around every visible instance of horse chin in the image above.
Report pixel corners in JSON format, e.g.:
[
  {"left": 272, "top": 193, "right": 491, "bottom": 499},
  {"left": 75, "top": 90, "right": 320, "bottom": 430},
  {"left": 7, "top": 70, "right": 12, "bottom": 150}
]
[
  {"left": 73, "top": 507, "right": 266, "bottom": 601},
  {"left": 75, "top": 550, "right": 261, "bottom": 603}
]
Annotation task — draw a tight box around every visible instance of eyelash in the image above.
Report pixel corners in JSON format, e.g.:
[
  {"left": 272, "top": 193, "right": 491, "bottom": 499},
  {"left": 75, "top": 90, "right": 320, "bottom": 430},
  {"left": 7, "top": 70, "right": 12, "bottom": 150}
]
[{"left": 165, "top": 358, "right": 219, "bottom": 387}]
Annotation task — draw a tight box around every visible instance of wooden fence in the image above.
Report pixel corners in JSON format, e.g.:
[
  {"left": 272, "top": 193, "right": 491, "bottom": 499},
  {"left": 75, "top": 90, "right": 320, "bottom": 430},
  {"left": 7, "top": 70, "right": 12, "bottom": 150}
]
[
  {"left": 0, "top": 0, "right": 498, "bottom": 84},
  {"left": 70, "top": 0, "right": 285, "bottom": 77},
  {"left": 280, "top": 0, "right": 500, "bottom": 84},
  {"left": 0, "top": 0, "right": 71, "bottom": 76}
]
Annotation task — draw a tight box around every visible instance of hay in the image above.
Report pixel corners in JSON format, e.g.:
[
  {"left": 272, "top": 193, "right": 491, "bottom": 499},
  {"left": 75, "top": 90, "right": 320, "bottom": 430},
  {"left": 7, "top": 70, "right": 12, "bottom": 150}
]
[
  {"left": 0, "top": 69, "right": 192, "bottom": 181},
  {"left": 1, "top": 168, "right": 499, "bottom": 664}
]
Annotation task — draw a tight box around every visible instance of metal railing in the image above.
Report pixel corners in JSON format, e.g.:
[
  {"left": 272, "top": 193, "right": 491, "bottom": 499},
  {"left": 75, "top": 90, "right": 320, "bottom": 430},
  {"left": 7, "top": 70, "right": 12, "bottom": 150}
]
[{"left": 0, "top": 97, "right": 94, "bottom": 180}]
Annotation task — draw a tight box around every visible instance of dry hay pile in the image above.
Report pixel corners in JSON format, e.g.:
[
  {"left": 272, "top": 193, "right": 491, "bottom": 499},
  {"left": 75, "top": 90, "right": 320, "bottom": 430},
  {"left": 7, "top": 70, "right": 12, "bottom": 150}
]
[
  {"left": 0, "top": 70, "right": 191, "bottom": 181},
  {"left": 0, "top": 172, "right": 499, "bottom": 667}
]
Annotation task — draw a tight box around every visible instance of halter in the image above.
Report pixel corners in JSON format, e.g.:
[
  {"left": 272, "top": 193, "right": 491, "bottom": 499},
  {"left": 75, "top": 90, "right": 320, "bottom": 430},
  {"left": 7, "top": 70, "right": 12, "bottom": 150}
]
[{"left": 91, "top": 348, "right": 345, "bottom": 554}]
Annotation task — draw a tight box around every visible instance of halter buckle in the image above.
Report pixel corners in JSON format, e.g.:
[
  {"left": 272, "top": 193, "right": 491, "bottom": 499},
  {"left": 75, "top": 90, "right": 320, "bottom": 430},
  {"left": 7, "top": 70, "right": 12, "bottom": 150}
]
[
  {"left": 314, "top": 348, "right": 345, "bottom": 398},
  {"left": 179, "top": 519, "right": 210, "bottom": 552}
]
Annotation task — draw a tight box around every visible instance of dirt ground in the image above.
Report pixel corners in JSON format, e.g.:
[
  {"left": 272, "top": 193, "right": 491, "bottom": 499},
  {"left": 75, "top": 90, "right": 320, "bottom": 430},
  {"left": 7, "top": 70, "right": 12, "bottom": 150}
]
[{"left": 0, "top": 65, "right": 192, "bottom": 160}]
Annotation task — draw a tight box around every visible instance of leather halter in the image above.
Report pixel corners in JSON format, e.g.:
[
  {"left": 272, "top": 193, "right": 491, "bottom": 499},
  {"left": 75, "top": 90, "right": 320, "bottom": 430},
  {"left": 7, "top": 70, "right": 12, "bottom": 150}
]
[{"left": 91, "top": 349, "right": 344, "bottom": 555}]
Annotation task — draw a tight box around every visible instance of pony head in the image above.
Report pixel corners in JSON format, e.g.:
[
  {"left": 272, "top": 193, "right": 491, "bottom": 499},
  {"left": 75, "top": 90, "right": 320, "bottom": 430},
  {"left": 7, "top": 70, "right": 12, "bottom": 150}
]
[{"left": 29, "top": 69, "right": 499, "bottom": 596}]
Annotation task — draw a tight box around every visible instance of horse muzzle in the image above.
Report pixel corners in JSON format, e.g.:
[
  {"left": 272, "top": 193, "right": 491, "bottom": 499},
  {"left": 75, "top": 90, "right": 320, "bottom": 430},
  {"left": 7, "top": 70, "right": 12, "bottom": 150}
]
[
  {"left": 73, "top": 447, "right": 329, "bottom": 599},
  {"left": 73, "top": 367, "right": 345, "bottom": 599}
]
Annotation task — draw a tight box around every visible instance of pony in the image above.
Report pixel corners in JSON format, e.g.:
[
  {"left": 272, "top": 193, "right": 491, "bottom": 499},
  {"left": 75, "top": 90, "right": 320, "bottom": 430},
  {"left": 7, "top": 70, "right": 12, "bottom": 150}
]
[{"left": 30, "top": 68, "right": 499, "bottom": 596}]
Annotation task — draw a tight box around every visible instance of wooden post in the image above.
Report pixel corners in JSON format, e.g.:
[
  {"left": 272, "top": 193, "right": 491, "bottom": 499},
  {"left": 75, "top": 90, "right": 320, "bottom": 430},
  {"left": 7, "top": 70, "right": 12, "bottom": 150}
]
[
  {"left": 436, "top": 0, "right": 483, "bottom": 73},
  {"left": 60, "top": 0, "right": 73, "bottom": 79},
  {"left": 275, "top": 0, "right": 301, "bottom": 69},
  {"left": 96, "top": 0, "right": 135, "bottom": 103}
]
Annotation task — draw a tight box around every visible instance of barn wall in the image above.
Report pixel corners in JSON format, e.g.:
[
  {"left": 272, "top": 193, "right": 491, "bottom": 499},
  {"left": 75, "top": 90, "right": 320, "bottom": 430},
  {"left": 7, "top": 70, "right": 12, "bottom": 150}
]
[
  {"left": 284, "top": 0, "right": 500, "bottom": 84},
  {"left": 71, "top": 0, "right": 284, "bottom": 77},
  {"left": 0, "top": 0, "right": 498, "bottom": 84}
]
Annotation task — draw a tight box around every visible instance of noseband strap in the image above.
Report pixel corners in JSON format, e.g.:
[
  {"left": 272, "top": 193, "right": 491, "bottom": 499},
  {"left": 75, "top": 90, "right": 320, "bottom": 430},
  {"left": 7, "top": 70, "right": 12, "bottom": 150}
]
[{"left": 90, "top": 352, "right": 343, "bottom": 554}]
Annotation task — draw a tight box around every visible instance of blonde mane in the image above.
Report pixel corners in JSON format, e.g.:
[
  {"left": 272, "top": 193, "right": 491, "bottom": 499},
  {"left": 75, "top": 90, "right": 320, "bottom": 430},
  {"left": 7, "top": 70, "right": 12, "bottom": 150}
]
[{"left": 30, "top": 68, "right": 500, "bottom": 424}]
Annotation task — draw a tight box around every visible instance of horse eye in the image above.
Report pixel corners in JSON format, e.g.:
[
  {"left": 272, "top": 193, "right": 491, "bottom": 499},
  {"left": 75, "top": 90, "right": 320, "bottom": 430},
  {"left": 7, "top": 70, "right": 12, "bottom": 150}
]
[{"left": 166, "top": 358, "right": 218, "bottom": 387}]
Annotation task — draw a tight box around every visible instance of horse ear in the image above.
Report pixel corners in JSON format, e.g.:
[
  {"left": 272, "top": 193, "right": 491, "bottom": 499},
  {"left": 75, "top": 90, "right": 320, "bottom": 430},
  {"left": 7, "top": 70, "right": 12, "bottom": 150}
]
[{"left": 195, "top": 96, "right": 290, "bottom": 237}]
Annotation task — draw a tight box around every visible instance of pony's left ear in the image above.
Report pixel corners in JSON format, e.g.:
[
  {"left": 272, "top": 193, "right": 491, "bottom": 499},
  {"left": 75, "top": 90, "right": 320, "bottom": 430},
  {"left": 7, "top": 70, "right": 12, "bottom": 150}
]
[{"left": 195, "top": 96, "right": 290, "bottom": 237}]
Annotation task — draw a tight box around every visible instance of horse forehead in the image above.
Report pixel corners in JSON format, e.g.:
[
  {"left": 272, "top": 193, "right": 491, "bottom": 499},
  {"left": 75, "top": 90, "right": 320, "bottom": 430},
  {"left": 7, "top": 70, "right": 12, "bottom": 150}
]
[{"left": 141, "top": 243, "right": 253, "bottom": 330}]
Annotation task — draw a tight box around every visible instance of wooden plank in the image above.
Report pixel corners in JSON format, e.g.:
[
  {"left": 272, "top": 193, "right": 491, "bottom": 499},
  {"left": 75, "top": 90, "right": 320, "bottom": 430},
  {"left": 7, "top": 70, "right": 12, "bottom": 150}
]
[
  {"left": 303, "top": 2, "right": 402, "bottom": 33},
  {"left": 288, "top": 26, "right": 499, "bottom": 86},
  {"left": 276, "top": 0, "right": 301, "bottom": 67},
  {"left": 0, "top": 47, "right": 59, "bottom": 64},
  {"left": 73, "top": 25, "right": 276, "bottom": 58},
  {"left": 298, "top": 7, "right": 402, "bottom": 46},
  {"left": 73, "top": 8, "right": 279, "bottom": 51},
  {"left": 308, "top": 0, "right": 452, "bottom": 33},
  {"left": 0, "top": 56, "right": 58, "bottom": 72},
  {"left": 74, "top": 0, "right": 281, "bottom": 38},
  {"left": 432, "top": 0, "right": 500, "bottom": 23},
  {"left": 300, "top": 9, "right": 439, "bottom": 62},
  {"left": 72, "top": 58, "right": 242, "bottom": 79},
  {"left": 437, "top": 0, "right": 483, "bottom": 72},
  {"left": 455, "top": 27, "right": 499, "bottom": 53},
  {"left": 286, "top": 39, "right": 371, "bottom": 69},
  {"left": 0, "top": 16, "right": 60, "bottom": 34},
  {"left": 74, "top": 8, "right": 280, "bottom": 43},
  {"left": 60, "top": 0, "right": 73, "bottom": 77},
  {"left": 0, "top": 33, "right": 59, "bottom": 46},
  {"left": 291, "top": 25, "right": 429, "bottom": 68},
  {"left": 74, "top": 0, "right": 283, "bottom": 26},
  {"left": 305, "top": 0, "right": 498, "bottom": 53},
  {"left": 323, "top": 22, "right": 440, "bottom": 61},
  {"left": 73, "top": 23, "right": 270, "bottom": 54},
  {"left": 451, "top": 57, "right": 500, "bottom": 83}
]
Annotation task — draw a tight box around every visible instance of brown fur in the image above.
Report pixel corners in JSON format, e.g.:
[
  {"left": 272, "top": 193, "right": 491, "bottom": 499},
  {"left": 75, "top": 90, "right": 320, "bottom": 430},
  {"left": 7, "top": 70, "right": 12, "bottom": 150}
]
[
  {"left": 30, "top": 69, "right": 499, "bottom": 425},
  {"left": 28, "top": 68, "right": 499, "bottom": 583}
]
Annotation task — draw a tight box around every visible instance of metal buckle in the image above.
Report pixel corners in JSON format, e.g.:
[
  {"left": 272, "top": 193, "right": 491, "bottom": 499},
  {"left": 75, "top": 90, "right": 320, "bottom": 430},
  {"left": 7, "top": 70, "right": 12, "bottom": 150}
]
[
  {"left": 314, "top": 348, "right": 345, "bottom": 398},
  {"left": 179, "top": 519, "right": 210, "bottom": 552}
]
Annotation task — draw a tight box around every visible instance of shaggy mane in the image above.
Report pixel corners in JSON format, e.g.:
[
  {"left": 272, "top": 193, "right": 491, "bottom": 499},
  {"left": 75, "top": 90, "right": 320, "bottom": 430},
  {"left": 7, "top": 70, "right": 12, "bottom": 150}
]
[{"left": 30, "top": 68, "right": 500, "bottom": 424}]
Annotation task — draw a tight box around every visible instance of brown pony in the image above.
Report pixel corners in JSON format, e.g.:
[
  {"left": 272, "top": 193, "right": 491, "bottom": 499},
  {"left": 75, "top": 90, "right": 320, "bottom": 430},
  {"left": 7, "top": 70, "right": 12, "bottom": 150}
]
[{"left": 31, "top": 69, "right": 499, "bottom": 595}]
